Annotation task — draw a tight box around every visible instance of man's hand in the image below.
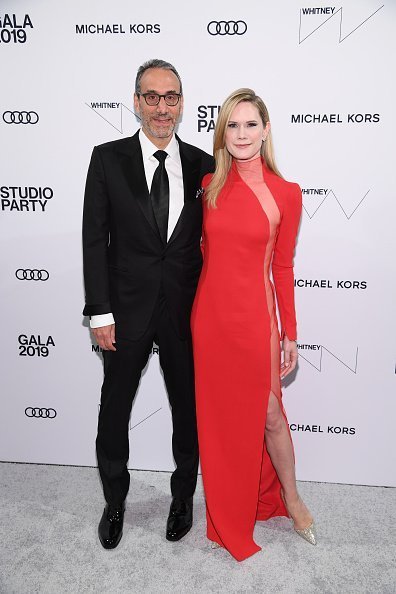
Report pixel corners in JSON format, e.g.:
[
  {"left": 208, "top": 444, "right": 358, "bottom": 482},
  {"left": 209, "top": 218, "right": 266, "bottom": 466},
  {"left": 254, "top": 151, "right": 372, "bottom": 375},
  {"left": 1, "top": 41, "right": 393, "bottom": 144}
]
[
  {"left": 92, "top": 324, "right": 116, "bottom": 351},
  {"left": 280, "top": 336, "right": 298, "bottom": 379}
]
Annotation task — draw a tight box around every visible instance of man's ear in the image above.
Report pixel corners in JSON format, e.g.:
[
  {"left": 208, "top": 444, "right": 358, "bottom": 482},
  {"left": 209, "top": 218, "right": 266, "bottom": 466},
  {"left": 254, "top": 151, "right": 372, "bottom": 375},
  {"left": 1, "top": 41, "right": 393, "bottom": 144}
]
[{"left": 133, "top": 93, "right": 140, "bottom": 114}]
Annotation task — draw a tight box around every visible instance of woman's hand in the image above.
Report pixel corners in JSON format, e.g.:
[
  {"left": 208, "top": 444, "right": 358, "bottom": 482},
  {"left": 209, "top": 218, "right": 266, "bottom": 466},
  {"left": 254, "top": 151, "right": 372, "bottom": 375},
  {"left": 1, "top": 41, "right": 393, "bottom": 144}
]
[{"left": 280, "top": 336, "right": 298, "bottom": 379}]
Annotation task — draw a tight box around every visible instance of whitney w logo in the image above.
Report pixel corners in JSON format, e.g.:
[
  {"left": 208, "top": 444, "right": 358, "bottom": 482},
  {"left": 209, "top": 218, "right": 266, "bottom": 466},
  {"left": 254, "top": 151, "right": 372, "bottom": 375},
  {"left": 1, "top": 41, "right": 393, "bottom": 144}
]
[
  {"left": 298, "top": 4, "right": 384, "bottom": 44},
  {"left": 298, "top": 345, "right": 359, "bottom": 374},
  {"left": 302, "top": 189, "right": 370, "bottom": 220},
  {"left": 85, "top": 102, "right": 136, "bottom": 134}
]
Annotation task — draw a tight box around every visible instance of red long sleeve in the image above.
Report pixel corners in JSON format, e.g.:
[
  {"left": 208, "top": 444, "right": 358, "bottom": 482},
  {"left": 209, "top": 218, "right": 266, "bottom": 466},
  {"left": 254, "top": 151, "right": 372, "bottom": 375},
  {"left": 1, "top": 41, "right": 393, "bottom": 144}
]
[{"left": 272, "top": 183, "right": 302, "bottom": 341}]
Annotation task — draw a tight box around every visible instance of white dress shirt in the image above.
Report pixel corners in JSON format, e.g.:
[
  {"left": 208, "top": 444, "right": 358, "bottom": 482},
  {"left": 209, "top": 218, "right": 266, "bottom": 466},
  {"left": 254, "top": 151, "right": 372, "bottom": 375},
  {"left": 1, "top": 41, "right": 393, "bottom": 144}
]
[{"left": 90, "top": 129, "right": 184, "bottom": 329}]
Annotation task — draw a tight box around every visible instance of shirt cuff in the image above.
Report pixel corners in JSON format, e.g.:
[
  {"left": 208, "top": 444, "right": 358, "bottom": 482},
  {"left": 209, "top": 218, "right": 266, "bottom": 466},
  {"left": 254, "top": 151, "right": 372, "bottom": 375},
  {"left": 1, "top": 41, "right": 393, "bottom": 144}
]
[{"left": 90, "top": 313, "right": 115, "bottom": 328}]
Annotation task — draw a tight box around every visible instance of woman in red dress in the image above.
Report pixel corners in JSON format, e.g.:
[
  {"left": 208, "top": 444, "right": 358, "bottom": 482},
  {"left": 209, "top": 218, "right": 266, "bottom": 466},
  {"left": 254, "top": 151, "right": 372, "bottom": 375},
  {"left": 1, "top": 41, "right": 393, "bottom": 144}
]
[{"left": 191, "top": 89, "right": 316, "bottom": 561}]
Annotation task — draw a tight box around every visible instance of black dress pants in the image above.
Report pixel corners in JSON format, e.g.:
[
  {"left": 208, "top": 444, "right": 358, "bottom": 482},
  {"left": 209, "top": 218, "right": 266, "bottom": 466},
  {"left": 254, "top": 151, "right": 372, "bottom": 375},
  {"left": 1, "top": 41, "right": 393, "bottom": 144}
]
[{"left": 96, "top": 293, "right": 199, "bottom": 507}]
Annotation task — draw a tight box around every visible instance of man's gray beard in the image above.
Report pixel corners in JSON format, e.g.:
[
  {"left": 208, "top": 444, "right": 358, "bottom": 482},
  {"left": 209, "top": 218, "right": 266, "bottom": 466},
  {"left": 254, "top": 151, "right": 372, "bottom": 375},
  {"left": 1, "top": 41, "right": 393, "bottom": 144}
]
[{"left": 144, "top": 120, "right": 176, "bottom": 139}]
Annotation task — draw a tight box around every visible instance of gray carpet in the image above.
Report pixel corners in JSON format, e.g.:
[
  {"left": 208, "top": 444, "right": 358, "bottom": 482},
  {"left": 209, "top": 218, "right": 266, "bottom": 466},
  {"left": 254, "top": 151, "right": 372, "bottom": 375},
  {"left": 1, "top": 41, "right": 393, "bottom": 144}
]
[{"left": 0, "top": 462, "right": 395, "bottom": 594}]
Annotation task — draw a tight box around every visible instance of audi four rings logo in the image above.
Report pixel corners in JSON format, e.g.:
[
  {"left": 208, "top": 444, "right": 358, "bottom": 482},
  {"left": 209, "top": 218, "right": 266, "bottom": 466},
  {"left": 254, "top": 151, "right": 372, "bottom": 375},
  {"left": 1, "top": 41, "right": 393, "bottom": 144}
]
[
  {"left": 207, "top": 21, "right": 247, "bottom": 35},
  {"left": 25, "top": 407, "right": 57, "bottom": 419},
  {"left": 3, "top": 111, "right": 39, "bottom": 124},
  {"left": 15, "top": 269, "right": 49, "bottom": 281}
]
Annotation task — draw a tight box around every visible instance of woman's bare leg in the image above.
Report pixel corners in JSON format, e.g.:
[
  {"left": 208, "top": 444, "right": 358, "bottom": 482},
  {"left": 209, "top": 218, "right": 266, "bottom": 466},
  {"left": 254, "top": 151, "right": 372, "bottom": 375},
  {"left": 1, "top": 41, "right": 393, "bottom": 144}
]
[{"left": 265, "top": 392, "right": 313, "bottom": 529}]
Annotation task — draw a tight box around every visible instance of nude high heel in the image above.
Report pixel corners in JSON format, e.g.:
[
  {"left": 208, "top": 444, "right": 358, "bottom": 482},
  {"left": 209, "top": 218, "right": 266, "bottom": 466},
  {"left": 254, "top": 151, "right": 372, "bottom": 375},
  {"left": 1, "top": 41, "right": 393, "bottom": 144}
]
[{"left": 280, "top": 490, "right": 317, "bottom": 545}]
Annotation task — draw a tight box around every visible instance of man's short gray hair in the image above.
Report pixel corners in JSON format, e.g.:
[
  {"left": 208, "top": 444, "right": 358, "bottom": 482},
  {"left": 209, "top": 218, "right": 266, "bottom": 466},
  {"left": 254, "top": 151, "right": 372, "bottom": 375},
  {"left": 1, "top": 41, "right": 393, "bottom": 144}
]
[{"left": 135, "top": 59, "right": 183, "bottom": 95}]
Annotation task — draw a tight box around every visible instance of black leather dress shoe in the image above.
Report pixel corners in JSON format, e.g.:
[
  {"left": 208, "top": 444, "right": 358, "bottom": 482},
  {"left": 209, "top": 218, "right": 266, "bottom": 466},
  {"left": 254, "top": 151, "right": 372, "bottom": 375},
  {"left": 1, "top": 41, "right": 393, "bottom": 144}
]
[
  {"left": 98, "top": 503, "right": 125, "bottom": 549},
  {"left": 166, "top": 497, "right": 193, "bottom": 541}
]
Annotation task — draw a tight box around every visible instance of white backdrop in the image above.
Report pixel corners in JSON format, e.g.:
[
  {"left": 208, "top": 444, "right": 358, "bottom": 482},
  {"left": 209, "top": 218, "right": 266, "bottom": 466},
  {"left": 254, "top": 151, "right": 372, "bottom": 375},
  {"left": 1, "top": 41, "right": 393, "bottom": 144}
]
[{"left": 1, "top": 0, "right": 395, "bottom": 487}]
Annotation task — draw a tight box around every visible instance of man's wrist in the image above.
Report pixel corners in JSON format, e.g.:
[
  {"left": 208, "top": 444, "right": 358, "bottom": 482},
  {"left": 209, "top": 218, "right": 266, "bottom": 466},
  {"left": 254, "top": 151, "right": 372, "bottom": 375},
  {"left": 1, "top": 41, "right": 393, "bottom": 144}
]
[{"left": 90, "top": 313, "right": 115, "bottom": 328}]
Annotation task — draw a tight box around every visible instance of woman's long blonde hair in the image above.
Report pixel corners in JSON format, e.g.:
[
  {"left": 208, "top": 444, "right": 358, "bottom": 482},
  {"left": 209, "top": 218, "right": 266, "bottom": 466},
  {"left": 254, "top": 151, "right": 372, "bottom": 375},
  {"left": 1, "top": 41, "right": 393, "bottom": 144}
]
[{"left": 206, "top": 88, "right": 282, "bottom": 208}]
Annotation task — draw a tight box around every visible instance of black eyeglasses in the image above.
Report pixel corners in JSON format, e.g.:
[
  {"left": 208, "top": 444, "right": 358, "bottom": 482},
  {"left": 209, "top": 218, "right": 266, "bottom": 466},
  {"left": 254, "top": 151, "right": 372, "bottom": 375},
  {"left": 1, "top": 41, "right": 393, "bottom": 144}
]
[{"left": 139, "top": 93, "right": 182, "bottom": 106}]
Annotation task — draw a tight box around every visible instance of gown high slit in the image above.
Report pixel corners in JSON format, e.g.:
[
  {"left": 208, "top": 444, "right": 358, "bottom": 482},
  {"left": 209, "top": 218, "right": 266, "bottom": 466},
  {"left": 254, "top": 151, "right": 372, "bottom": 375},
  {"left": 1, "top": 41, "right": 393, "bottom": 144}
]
[{"left": 191, "top": 156, "right": 302, "bottom": 561}]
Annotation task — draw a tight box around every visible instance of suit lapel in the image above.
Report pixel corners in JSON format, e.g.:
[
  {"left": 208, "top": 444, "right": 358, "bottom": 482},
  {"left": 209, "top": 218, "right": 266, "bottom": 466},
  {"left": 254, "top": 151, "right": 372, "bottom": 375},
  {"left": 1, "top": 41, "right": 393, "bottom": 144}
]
[
  {"left": 119, "top": 131, "right": 160, "bottom": 239},
  {"left": 168, "top": 136, "right": 201, "bottom": 245},
  {"left": 119, "top": 132, "right": 201, "bottom": 245}
]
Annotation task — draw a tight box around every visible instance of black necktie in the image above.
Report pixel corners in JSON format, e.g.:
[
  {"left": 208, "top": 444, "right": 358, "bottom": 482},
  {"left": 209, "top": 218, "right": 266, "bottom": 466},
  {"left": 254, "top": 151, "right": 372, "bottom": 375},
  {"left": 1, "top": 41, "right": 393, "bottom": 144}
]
[{"left": 150, "top": 150, "right": 169, "bottom": 243}]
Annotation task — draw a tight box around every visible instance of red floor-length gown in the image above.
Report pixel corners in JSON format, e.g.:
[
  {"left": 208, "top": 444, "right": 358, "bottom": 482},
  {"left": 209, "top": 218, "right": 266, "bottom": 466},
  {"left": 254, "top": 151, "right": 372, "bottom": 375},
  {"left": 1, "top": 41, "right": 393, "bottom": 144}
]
[{"left": 191, "top": 156, "right": 302, "bottom": 561}]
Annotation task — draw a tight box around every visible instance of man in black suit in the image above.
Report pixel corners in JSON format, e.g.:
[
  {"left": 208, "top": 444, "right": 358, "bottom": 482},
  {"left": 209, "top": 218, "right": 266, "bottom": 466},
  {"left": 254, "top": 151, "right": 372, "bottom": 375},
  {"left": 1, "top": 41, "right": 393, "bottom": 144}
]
[{"left": 82, "top": 59, "right": 214, "bottom": 549}]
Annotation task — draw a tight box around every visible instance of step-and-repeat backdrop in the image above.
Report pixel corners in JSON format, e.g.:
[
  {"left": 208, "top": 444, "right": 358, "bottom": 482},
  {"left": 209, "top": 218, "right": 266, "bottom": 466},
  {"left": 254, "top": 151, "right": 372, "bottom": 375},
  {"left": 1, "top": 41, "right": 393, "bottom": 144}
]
[{"left": 1, "top": 0, "right": 395, "bottom": 487}]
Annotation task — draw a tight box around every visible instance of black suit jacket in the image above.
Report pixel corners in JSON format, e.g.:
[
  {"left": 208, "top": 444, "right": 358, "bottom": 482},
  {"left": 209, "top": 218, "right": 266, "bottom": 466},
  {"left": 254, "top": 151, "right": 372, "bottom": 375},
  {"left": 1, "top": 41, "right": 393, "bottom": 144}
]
[{"left": 82, "top": 130, "right": 214, "bottom": 340}]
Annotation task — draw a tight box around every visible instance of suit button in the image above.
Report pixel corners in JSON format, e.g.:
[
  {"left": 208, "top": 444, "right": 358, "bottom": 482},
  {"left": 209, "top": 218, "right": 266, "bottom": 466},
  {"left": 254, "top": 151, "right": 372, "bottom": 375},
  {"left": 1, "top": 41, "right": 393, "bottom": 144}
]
[{"left": 161, "top": 256, "right": 165, "bottom": 261}]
